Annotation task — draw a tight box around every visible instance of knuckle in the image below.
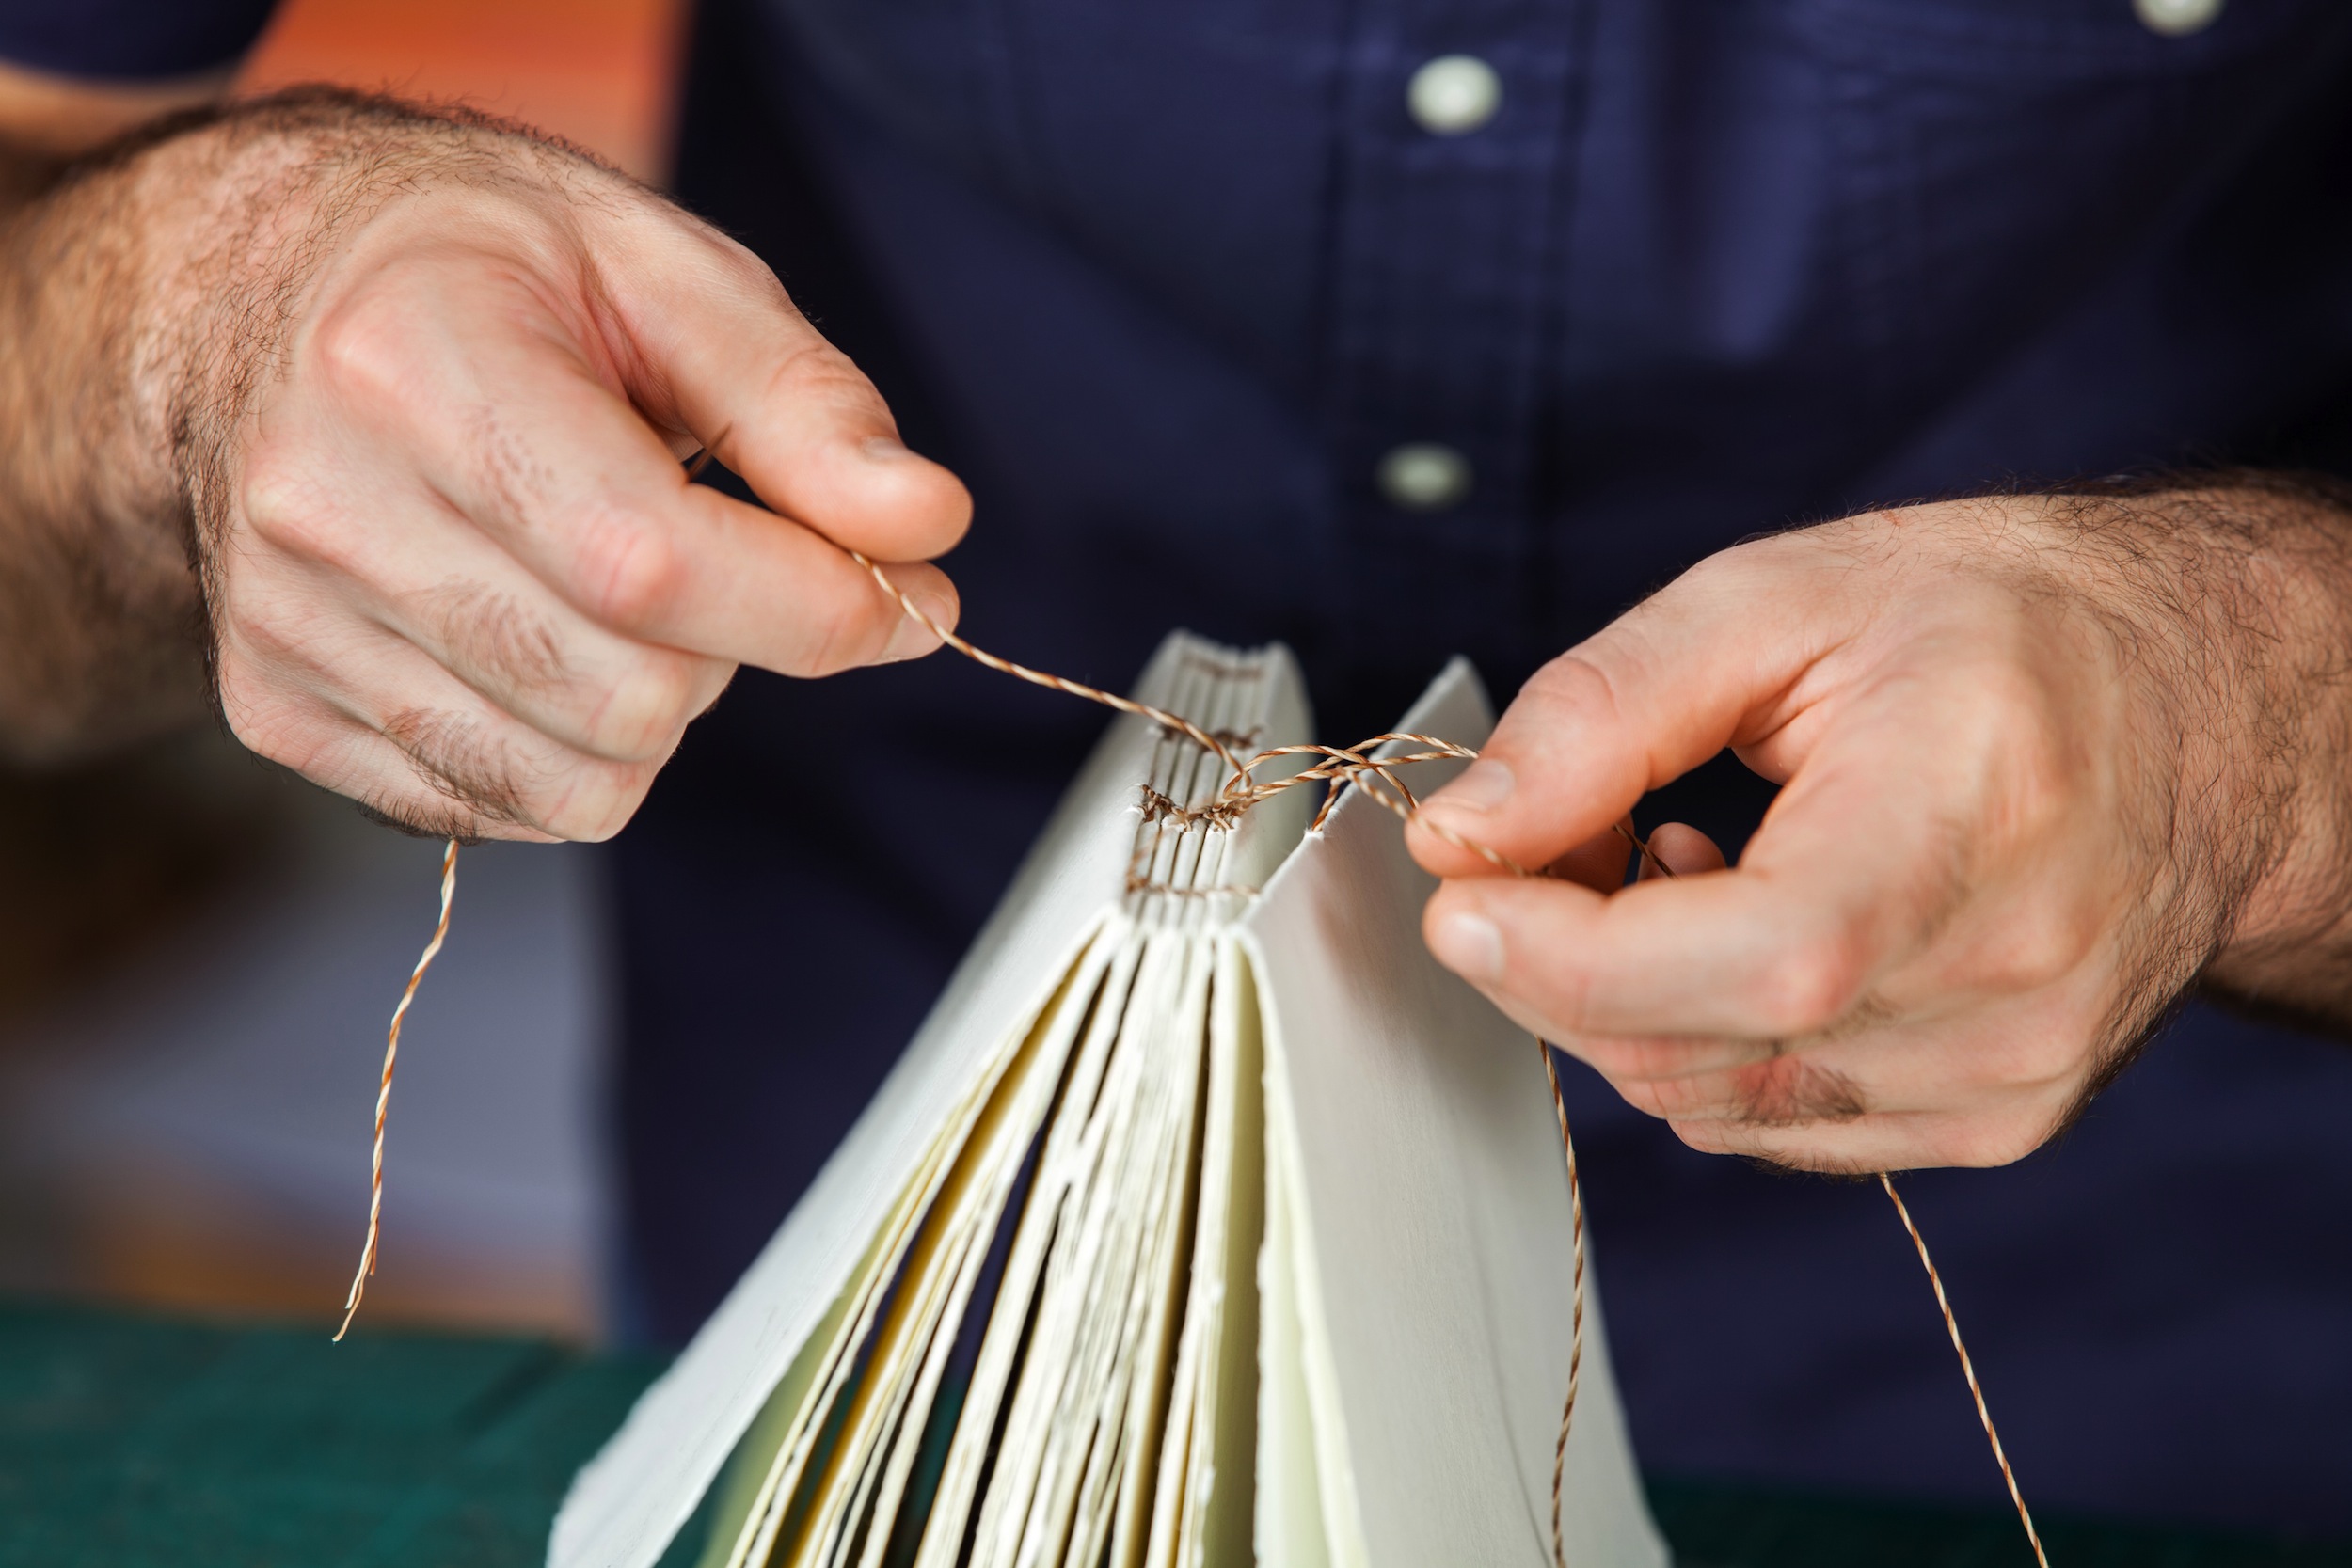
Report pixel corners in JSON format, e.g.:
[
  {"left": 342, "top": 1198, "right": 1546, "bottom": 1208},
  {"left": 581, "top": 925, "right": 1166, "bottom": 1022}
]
[
  {"left": 535, "top": 758, "right": 658, "bottom": 842},
  {"left": 1572, "top": 1033, "right": 1687, "bottom": 1084},
  {"left": 219, "top": 682, "right": 370, "bottom": 798},
  {"left": 1674, "top": 545, "right": 1760, "bottom": 598},
  {"left": 1613, "top": 1082, "right": 1677, "bottom": 1121},
  {"left": 574, "top": 514, "right": 687, "bottom": 633},
  {"left": 1966, "top": 1029, "right": 2066, "bottom": 1098},
  {"left": 226, "top": 592, "right": 337, "bottom": 673},
  {"left": 1751, "top": 932, "right": 1866, "bottom": 1036},
  {"left": 1666, "top": 1118, "right": 1741, "bottom": 1157},
  {"left": 1630, "top": 1074, "right": 1715, "bottom": 1120},
  {"left": 237, "top": 448, "right": 318, "bottom": 548},
  {"left": 1519, "top": 648, "right": 1620, "bottom": 721},
  {"left": 385, "top": 706, "right": 543, "bottom": 832},
  {"left": 433, "top": 583, "right": 569, "bottom": 694},
  {"left": 237, "top": 449, "right": 358, "bottom": 572},
  {"left": 309, "top": 283, "right": 424, "bottom": 408},
  {"left": 215, "top": 668, "right": 310, "bottom": 767},
  {"left": 676, "top": 219, "right": 786, "bottom": 300},
  {"left": 1942, "top": 1114, "right": 2050, "bottom": 1169},
  {"left": 1565, "top": 1033, "right": 1646, "bottom": 1081},
  {"left": 1731, "top": 1053, "right": 1867, "bottom": 1126},
  {"left": 583, "top": 651, "right": 705, "bottom": 759},
  {"left": 766, "top": 338, "right": 885, "bottom": 419},
  {"left": 1971, "top": 903, "right": 2098, "bottom": 992}
]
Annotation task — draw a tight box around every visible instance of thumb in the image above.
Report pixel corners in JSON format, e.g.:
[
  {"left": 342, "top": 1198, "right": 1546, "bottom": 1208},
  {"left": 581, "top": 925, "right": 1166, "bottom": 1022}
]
[
  {"left": 1408, "top": 546, "right": 1838, "bottom": 878},
  {"left": 594, "top": 203, "right": 972, "bottom": 563}
]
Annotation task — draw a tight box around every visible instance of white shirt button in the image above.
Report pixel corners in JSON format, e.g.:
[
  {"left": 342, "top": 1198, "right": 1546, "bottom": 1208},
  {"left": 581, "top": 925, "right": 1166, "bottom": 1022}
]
[
  {"left": 2134, "top": 0, "right": 2222, "bottom": 36},
  {"left": 1406, "top": 55, "right": 1502, "bottom": 135},
  {"left": 1376, "top": 443, "right": 1473, "bottom": 512}
]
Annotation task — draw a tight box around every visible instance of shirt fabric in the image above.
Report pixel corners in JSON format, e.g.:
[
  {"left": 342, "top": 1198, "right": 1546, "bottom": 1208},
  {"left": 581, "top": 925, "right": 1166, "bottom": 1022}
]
[
  {"left": 0, "top": 0, "right": 275, "bottom": 81},
  {"left": 12, "top": 0, "right": 2352, "bottom": 1538}
]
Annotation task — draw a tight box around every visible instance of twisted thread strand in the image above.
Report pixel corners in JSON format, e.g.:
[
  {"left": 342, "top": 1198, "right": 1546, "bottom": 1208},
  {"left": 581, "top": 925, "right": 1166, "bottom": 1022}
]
[
  {"left": 336, "top": 501, "right": 2048, "bottom": 1568},
  {"left": 1541, "top": 1043, "right": 1585, "bottom": 1568},
  {"left": 850, "top": 546, "right": 2046, "bottom": 1568},
  {"left": 334, "top": 838, "right": 458, "bottom": 1341},
  {"left": 851, "top": 549, "right": 1588, "bottom": 1568},
  {"left": 1881, "top": 1173, "right": 2050, "bottom": 1568}
]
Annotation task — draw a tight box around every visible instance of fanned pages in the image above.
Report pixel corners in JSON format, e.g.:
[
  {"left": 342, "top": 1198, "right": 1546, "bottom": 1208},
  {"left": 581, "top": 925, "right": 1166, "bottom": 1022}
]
[{"left": 552, "top": 633, "right": 1669, "bottom": 1568}]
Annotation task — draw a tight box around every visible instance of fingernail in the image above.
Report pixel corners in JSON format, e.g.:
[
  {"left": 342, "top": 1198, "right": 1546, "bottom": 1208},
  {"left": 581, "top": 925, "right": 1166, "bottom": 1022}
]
[
  {"left": 1431, "top": 758, "right": 1515, "bottom": 815},
  {"left": 1431, "top": 910, "right": 1505, "bottom": 982},
  {"left": 881, "top": 589, "right": 953, "bottom": 661},
  {"left": 862, "top": 436, "right": 914, "bottom": 464}
]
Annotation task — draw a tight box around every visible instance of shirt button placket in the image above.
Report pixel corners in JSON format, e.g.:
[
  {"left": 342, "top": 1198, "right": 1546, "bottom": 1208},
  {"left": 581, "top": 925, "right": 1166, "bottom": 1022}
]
[
  {"left": 1406, "top": 55, "right": 1502, "bottom": 135},
  {"left": 1376, "top": 442, "right": 1474, "bottom": 512},
  {"left": 2133, "top": 0, "right": 2223, "bottom": 35},
  {"left": 1322, "top": 0, "right": 1582, "bottom": 645},
  {"left": 1373, "top": 52, "right": 1504, "bottom": 527}
]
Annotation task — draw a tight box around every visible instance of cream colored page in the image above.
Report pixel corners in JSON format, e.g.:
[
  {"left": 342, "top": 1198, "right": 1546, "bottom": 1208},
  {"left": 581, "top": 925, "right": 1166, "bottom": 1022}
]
[
  {"left": 954, "top": 650, "right": 1306, "bottom": 1568},
  {"left": 553, "top": 634, "right": 1260, "bottom": 1568},
  {"left": 1251, "top": 1079, "right": 1331, "bottom": 1568},
  {"left": 1089, "top": 934, "right": 1213, "bottom": 1568},
  {"left": 1260, "top": 1017, "right": 1369, "bottom": 1568},
  {"left": 1242, "top": 660, "right": 1670, "bottom": 1568},
  {"left": 692, "top": 1244, "right": 878, "bottom": 1568},
  {"left": 723, "top": 1021, "right": 1047, "bottom": 1568},
  {"left": 964, "top": 933, "right": 1195, "bottom": 1568},
  {"left": 774, "top": 927, "right": 1114, "bottom": 1568},
  {"left": 1153, "top": 934, "right": 1262, "bottom": 1568},
  {"left": 724, "top": 935, "right": 1122, "bottom": 1568},
  {"left": 908, "top": 926, "right": 1148, "bottom": 1568}
]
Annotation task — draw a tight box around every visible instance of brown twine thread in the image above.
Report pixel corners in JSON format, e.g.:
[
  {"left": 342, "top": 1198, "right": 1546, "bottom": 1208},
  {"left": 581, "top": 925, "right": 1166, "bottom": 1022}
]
[
  {"left": 1881, "top": 1173, "right": 2051, "bottom": 1568},
  {"left": 1539, "top": 1039, "right": 1585, "bottom": 1568},
  {"left": 849, "top": 549, "right": 1592, "bottom": 1566},
  {"left": 848, "top": 547, "right": 2047, "bottom": 1568},
  {"left": 1622, "top": 843, "right": 2047, "bottom": 1565},
  {"left": 324, "top": 458, "right": 2045, "bottom": 1567},
  {"left": 334, "top": 836, "right": 459, "bottom": 1340}
]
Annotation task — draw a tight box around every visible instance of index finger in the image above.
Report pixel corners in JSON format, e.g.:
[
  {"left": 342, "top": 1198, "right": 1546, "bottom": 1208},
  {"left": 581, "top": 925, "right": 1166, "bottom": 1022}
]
[
  {"left": 1406, "top": 536, "right": 1852, "bottom": 879},
  {"left": 306, "top": 240, "right": 957, "bottom": 676},
  {"left": 590, "top": 204, "right": 971, "bottom": 563},
  {"left": 1424, "top": 684, "right": 1980, "bottom": 1041}
]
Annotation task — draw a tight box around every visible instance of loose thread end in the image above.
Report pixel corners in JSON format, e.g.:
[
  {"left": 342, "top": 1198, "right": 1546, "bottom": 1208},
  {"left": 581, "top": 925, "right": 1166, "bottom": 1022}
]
[
  {"left": 332, "top": 837, "right": 460, "bottom": 1342},
  {"left": 1540, "top": 1040, "right": 1583, "bottom": 1568},
  {"left": 1880, "top": 1173, "right": 2051, "bottom": 1568}
]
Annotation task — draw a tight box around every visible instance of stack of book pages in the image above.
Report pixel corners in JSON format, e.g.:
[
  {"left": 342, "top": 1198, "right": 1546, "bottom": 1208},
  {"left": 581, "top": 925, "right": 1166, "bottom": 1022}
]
[{"left": 553, "top": 633, "right": 1669, "bottom": 1568}]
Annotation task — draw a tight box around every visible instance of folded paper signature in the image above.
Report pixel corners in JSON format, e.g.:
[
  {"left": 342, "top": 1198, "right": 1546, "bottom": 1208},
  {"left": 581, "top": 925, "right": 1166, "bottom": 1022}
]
[{"left": 553, "top": 633, "right": 1668, "bottom": 1568}]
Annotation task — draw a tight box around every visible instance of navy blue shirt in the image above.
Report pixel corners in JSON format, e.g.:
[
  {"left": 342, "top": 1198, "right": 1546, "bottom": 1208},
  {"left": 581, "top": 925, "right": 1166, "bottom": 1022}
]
[{"left": 14, "top": 0, "right": 2352, "bottom": 1537}]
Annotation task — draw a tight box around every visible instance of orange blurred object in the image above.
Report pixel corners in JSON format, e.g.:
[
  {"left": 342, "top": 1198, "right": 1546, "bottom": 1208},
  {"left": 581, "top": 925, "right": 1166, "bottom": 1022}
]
[{"left": 240, "top": 0, "right": 688, "bottom": 183}]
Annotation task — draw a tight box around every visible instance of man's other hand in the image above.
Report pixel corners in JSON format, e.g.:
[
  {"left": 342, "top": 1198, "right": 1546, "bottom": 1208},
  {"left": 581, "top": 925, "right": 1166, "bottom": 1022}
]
[
  {"left": 1408, "top": 487, "right": 2352, "bottom": 1172},
  {"left": 203, "top": 100, "right": 968, "bottom": 840},
  {"left": 0, "top": 88, "right": 967, "bottom": 838}
]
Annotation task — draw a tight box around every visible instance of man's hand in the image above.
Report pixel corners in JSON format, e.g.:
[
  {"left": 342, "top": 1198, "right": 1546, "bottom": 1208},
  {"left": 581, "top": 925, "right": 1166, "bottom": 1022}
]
[
  {"left": 1408, "top": 484, "right": 2352, "bottom": 1172},
  {"left": 0, "top": 88, "right": 968, "bottom": 839}
]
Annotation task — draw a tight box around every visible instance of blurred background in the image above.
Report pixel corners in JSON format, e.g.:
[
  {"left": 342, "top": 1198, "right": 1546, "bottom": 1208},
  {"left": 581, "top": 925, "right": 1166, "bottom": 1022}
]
[{"left": 0, "top": 0, "right": 687, "bottom": 1345}]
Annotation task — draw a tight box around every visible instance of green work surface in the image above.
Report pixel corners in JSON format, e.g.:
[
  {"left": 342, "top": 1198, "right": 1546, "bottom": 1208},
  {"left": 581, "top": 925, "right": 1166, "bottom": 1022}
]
[{"left": 0, "top": 1297, "right": 2342, "bottom": 1568}]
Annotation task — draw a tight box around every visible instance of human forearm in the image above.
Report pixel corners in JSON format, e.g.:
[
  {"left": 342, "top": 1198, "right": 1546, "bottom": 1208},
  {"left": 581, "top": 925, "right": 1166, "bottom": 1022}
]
[
  {"left": 0, "top": 113, "right": 207, "bottom": 760},
  {"left": 3, "top": 83, "right": 967, "bottom": 829},
  {"left": 0, "top": 90, "right": 589, "bottom": 761},
  {"left": 0, "top": 62, "right": 278, "bottom": 761},
  {"left": 2147, "top": 473, "right": 2352, "bottom": 1031}
]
